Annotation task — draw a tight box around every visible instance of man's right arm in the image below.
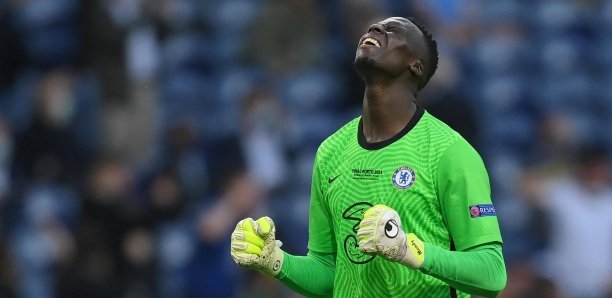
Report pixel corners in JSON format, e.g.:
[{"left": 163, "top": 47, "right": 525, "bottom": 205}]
[
  {"left": 276, "top": 149, "right": 336, "bottom": 296},
  {"left": 230, "top": 149, "right": 337, "bottom": 297},
  {"left": 276, "top": 251, "right": 335, "bottom": 297}
]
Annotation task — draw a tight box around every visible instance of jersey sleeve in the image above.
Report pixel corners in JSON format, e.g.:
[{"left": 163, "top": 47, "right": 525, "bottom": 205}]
[
  {"left": 436, "top": 139, "right": 503, "bottom": 251},
  {"left": 307, "top": 150, "right": 337, "bottom": 254}
]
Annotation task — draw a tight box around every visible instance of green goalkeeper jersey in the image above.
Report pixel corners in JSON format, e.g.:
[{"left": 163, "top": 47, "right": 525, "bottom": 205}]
[{"left": 308, "top": 107, "right": 503, "bottom": 297}]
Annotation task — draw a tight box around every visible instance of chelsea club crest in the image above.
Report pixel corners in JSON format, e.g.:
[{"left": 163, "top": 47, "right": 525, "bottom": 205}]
[{"left": 392, "top": 166, "right": 415, "bottom": 189}]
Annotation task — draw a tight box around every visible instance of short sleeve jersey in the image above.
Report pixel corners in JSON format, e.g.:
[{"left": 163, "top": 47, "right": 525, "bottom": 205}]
[{"left": 308, "top": 108, "right": 503, "bottom": 297}]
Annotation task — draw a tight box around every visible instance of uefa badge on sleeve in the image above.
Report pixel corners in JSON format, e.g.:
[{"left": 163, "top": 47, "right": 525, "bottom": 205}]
[
  {"left": 391, "top": 166, "right": 415, "bottom": 189},
  {"left": 469, "top": 204, "right": 497, "bottom": 218}
]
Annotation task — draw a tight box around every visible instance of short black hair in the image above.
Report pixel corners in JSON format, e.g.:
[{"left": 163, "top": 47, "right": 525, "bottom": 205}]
[{"left": 407, "top": 17, "right": 438, "bottom": 90}]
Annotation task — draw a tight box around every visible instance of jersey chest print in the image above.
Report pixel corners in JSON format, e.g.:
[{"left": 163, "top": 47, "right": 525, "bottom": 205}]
[{"left": 342, "top": 202, "right": 375, "bottom": 264}]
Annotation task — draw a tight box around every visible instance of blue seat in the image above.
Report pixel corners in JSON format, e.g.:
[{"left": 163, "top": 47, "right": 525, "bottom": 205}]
[
  {"left": 278, "top": 70, "right": 343, "bottom": 112},
  {"left": 162, "top": 34, "right": 217, "bottom": 74},
  {"left": 534, "top": 0, "right": 580, "bottom": 33},
  {"left": 13, "top": 0, "right": 80, "bottom": 67}
]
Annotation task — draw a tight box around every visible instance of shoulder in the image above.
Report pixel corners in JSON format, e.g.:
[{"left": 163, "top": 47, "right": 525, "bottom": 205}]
[
  {"left": 419, "top": 112, "right": 486, "bottom": 174},
  {"left": 313, "top": 117, "right": 359, "bottom": 177},
  {"left": 419, "top": 111, "right": 463, "bottom": 145},
  {"left": 316, "top": 117, "right": 360, "bottom": 160}
]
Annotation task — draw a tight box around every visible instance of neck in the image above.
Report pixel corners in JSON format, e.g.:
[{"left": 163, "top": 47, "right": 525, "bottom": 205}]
[{"left": 361, "top": 80, "right": 418, "bottom": 143}]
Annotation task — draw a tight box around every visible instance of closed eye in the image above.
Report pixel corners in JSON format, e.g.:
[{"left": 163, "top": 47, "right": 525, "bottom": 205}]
[{"left": 384, "top": 21, "right": 406, "bottom": 33}]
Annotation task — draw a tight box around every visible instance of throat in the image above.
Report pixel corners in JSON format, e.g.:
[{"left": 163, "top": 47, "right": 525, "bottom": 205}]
[
  {"left": 361, "top": 87, "right": 418, "bottom": 143},
  {"left": 358, "top": 106, "right": 424, "bottom": 151},
  {"left": 361, "top": 109, "right": 415, "bottom": 143}
]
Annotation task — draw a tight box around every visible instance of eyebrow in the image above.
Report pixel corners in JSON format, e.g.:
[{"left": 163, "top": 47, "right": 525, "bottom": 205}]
[
  {"left": 384, "top": 20, "right": 411, "bottom": 32},
  {"left": 384, "top": 20, "right": 405, "bottom": 27},
  {"left": 383, "top": 21, "right": 411, "bottom": 36}
]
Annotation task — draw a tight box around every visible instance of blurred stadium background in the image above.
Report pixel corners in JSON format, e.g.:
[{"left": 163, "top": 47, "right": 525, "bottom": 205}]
[{"left": 1, "top": 0, "right": 612, "bottom": 297}]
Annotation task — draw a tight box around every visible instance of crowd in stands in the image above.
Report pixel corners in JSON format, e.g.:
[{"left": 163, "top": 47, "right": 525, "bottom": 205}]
[{"left": 0, "top": 0, "right": 611, "bottom": 297}]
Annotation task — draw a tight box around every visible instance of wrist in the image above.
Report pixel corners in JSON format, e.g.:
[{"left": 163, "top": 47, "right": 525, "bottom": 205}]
[
  {"left": 263, "top": 245, "right": 285, "bottom": 277},
  {"left": 273, "top": 251, "right": 290, "bottom": 279},
  {"left": 399, "top": 233, "right": 425, "bottom": 269},
  {"left": 418, "top": 242, "right": 441, "bottom": 274}
]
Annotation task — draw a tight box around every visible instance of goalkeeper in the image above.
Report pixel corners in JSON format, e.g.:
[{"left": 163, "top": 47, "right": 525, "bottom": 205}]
[{"left": 230, "top": 17, "right": 506, "bottom": 297}]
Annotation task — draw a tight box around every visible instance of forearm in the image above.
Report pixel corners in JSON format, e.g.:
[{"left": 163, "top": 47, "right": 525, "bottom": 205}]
[
  {"left": 276, "top": 250, "right": 335, "bottom": 297},
  {"left": 419, "top": 242, "right": 506, "bottom": 297}
]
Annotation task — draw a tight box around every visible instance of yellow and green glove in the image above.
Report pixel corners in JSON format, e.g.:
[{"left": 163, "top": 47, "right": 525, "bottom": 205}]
[
  {"left": 357, "top": 204, "right": 425, "bottom": 269},
  {"left": 230, "top": 216, "right": 285, "bottom": 276}
]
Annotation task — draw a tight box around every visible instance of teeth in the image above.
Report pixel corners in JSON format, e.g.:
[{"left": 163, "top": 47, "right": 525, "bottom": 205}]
[{"left": 363, "top": 37, "right": 381, "bottom": 48}]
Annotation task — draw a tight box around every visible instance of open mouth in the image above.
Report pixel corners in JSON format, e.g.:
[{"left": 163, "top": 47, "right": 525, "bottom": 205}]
[{"left": 362, "top": 37, "right": 381, "bottom": 48}]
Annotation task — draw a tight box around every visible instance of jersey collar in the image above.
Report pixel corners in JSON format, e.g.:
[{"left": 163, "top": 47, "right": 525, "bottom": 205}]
[{"left": 357, "top": 106, "right": 425, "bottom": 151}]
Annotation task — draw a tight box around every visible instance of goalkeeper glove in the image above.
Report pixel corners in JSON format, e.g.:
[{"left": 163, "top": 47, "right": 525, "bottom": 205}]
[
  {"left": 230, "top": 216, "right": 284, "bottom": 276},
  {"left": 357, "top": 204, "right": 425, "bottom": 269}
]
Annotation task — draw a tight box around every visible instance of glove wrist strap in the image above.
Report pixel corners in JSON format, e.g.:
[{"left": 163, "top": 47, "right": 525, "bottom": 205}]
[
  {"left": 399, "top": 233, "right": 425, "bottom": 269},
  {"left": 263, "top": 245, "right": 285, "bottom": 277}
]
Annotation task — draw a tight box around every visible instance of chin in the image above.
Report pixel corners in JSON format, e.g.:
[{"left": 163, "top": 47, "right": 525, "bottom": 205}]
[
  {"left": 354, "top": 55, "right": 371, "bottom": 66},
  {"left": 354, "top": 52, "right": 376, "bottom": 68},
  {"left": 354, "top": 54, "right": 383, "bottom": 77}
]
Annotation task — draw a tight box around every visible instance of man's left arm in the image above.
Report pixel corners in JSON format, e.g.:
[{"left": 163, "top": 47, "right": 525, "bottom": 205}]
[
  {"left": 357, "top": 138, "right": 506, "bottom": 297},
  {"left": 420, "top": 242, "right": 506, "bottom": 297},
  {"left": 358, "top": 205, "right": 506, "bottom": 297},
  {"left": 426, "top": 138, "right": 507, "bottom": 297}
]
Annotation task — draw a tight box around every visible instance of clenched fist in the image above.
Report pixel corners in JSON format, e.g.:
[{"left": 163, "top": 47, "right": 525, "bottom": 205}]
[
  {"left": 357, "top": 204, "right": 425, "bottom": 269},
  {"left": 230, "top": 216, "right": 284, "bottom": 276}
]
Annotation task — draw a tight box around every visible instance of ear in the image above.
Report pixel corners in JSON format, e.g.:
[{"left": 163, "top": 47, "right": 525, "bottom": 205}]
[{"left": 409, "top": 60, "right": 424, "bottom": 77}]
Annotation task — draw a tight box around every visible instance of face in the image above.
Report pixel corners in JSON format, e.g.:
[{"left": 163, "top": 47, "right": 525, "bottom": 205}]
[{"left": 354, "top": 17, "right": 426, "bottom": 79}]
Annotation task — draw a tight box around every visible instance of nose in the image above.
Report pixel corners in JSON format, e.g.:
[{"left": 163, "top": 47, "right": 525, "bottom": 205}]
[{"left": 368, "top": 24, "right": 384, "bottom": 34}]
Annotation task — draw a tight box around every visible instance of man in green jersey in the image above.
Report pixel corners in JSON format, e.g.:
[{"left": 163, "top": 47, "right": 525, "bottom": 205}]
[{"left": 230, "top": 17, "right": 507, "bottom": 297}]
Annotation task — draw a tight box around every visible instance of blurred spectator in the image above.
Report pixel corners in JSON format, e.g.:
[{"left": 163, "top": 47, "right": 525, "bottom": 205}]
[
  {"left": 529, "top": 113, "right": 579, "bottom": 168},
  {"left": 11, "top": 183, "right": 78, "bottom": 298},
  {"left": 0, "top": 243, "right": 17, "bottom": 297},
  {"left": 119, "top": 227, "right": 157, "bottom": 298},
  {"left": 522, "top": 144, "right": 612, "bottom": 298},
  {"left": 0, "top": 3, "right": 26, "bottom": 89},
  {"left": 11, "top": 69, "right": 93, "bottom": 189},
  {"left": 501, "top": 261, "right": 559, "bottom": 298},
  {"left": 53, "top": 158, "right": 130, "bottom": 298},
  {"left": 246, "top": 0, "right": 327, "bottom": 74},
  {"left": 188, "top": 171, "right": 265, "bottom": 297},
  {"left": 199, "top": 172, "right": 263, "bottom": 244},
  {"left": 241, "top": 88, "right": 288, "bottom": 191},
  {"left": 149, "top": 172, "right": 185, "bottom": 223},
  {"left": 542, "top": 145, "right": 612, "bottom": 298},
  {"left": 81, "top": 0, "right": 128, "bottom": 103},
  {"left": 0, "top": 120, "right": 13, "bottom": 204}
]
